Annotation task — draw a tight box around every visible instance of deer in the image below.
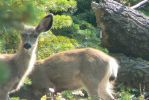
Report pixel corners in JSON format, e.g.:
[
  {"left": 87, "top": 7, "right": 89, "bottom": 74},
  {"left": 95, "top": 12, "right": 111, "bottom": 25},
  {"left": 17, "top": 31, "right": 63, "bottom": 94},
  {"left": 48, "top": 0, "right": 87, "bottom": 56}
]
[
  {"left": 10, "top": 48, "right": 119, "bottom": 100},
  {"left": 0, "top": 13, "right": 53, "bottom": 100}
]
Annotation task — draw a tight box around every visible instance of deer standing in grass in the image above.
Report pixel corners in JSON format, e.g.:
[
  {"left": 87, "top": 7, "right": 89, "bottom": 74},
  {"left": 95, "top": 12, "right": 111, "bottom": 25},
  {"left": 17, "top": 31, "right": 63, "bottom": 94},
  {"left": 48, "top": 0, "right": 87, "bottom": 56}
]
[
  {"left": 0, "top": 14, "right": 53, "bottom": 100},
  {"left": 11, "top": 48, "right": 119, "bottom": 100}
]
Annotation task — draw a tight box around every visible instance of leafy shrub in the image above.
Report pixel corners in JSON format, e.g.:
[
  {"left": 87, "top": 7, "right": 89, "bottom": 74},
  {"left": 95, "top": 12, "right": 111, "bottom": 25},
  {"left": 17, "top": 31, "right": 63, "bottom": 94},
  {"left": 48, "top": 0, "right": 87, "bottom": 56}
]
[
  {"left": 0, "top": 30, "right": 20, "bottom": 53},
  {"left": 53, "top": 17, "right": 107, "bottom": 52},
  {"left": 116, "top": 84, "right": 145, "bottom": 100},
  {"left": 37, "top": 32, "right": 79, "bottom": 59},
  {"left": 0, "top": 0, "right": 42, "bottom": 31},
  {"left": 139, "top": 3, "right": 149, "bottom": 16},
  {"left": 0, "top": 38, "right": 4, "bottom": 52},
  {"left": 48, "top": 0, "right": 77, "bottom": 13},
  {"left": 74, "top": 11, "right": 97, "bottom": 26},
  {"left": 61, "top": 91, "right": 74, "bottom": 99},
  {"left": 75, "top": 0, "right": 98, "bottom": 14},
  {"left": 53, "top": 15, "right": 73, "bottom": 29}
]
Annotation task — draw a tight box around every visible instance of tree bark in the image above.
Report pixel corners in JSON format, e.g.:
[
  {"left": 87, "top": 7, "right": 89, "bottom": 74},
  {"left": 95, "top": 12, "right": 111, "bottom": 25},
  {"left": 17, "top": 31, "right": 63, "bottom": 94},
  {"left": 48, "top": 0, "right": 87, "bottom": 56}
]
[
  {"left": 113, "top": 54, "right": 149, "bottom": 91},
  {"left": 92, "top": 0, "right": 149, "bottom": 59}
]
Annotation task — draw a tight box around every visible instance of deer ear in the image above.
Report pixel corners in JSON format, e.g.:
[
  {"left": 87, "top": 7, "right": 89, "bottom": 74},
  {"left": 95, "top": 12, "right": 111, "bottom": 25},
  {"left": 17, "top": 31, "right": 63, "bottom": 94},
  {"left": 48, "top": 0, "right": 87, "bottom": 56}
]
[{"left": 35, "top": 13, "right": 53, "bottom": 33}]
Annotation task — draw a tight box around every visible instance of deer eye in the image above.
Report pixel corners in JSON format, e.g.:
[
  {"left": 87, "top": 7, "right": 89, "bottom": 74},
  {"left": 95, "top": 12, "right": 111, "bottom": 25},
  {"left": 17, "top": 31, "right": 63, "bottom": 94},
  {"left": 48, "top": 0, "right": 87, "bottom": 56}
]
[
  {"left": 21, "top": 33, "right": 27, "bottom": 37},
  {"left": 33, "top": 34, "right": 38, "bottom": 38}
]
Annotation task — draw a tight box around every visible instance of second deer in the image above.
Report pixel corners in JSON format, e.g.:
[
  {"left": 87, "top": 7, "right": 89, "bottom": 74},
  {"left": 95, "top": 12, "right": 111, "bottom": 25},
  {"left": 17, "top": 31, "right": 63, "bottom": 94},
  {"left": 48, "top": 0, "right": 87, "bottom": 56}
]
[
  {"left": 0, "top": 14, "right": 53, "bottom": 100},
  {"left": 11, "top": 48, "right": 119, "bottom": 100}
]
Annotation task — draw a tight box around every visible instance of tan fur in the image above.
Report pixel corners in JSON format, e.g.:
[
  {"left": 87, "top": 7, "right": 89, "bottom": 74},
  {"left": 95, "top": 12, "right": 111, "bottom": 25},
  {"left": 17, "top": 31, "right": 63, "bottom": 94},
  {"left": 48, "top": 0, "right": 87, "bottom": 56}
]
[
  {"left": 24, "top": 48, "right": 119, "bottom": 100},
  {"left": 0, "top": 29, "right": 38, "bottom": 100},
  {"left": 0, "top": 14, "right": 53, "bottom": 100}
]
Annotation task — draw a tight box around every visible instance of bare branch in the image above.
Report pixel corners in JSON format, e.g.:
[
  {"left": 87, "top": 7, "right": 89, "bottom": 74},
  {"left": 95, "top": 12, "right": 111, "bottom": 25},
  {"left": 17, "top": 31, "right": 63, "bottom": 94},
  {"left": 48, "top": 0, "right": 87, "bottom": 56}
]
[{"left": 131, "top": 0, "right": 149, "bottom": 9}]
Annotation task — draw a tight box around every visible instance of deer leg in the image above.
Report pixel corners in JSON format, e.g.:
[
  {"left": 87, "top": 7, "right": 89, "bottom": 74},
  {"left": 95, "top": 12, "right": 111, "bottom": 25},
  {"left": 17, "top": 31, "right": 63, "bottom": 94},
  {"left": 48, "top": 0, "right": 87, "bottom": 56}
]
[
  {"left": 80, "top": 69, "right": 114, "bottom": 100},
  {"left": 0, "top": 93, "right": 9, "bottom": 100},
  {"left": 98, "top": 78, "right": 115, "bottom": 100},
  {"left": 80, "top": 74, "right": 100, "bottom": 100}
]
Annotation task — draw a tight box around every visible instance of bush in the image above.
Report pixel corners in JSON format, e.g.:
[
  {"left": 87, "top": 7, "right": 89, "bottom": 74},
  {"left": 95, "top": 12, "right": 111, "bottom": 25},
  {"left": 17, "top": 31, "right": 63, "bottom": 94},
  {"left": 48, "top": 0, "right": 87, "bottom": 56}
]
[{"left": 37, "top": 32, "right": 79, "bottom": 59}]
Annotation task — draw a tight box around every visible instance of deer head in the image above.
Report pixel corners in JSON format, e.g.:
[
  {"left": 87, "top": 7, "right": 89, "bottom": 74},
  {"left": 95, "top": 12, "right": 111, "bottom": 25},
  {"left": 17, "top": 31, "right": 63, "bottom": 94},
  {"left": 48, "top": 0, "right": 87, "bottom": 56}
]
[{"left": 20, "top": 13, "right": 53, "bottom": 50}]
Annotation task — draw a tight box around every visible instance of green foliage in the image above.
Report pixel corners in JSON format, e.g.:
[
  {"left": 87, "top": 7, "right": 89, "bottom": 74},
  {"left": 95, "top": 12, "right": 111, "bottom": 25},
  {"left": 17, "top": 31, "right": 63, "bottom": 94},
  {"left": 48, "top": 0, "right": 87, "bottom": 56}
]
[
  {"left": 116, "top": 84, "right": 145, "bottom": 100},
  {"left": 41, "top": 90, "right": 98, "bottom": 100},
  {"left": 0, "top": 0, "right": 40, "bottom": 31},
  {"left": 10, "top": 97, "right": 20, "bottom": 100},
  {"left": 75, "top": 11, "right": 97, "bottom": 26},
  {"left": 0, "top": 30, "right": 20, "bottom": 53},
  {"left": 53, "top": 18, "right": 107, "bottom": 53},
  {"left": 48, "top": 0, "right": 77, "bottom": 13},
  {"left": 0, "top": 39, "right": 3, "bottom": 52},
  {"left": 73, "top": 20, "right": 99, "bottom": 46},
  {"left": 2, "top": 0, "right": 149, "bottom": 99},
  {"left": 0, "top": 0, "right": 50, "bottom": 53},
  {"left": 62, "top": 91, "right": 74, "bottom": 99},
  {"left": 0, "top": 0, "right": 76, "bottom": 53},
  {"left": 53, "top": 15, "right": 73, "bottom": 29},
  {"left": 119, "top": 90, "right": 132, "bottom": 100},
  {"left": 76, "top": 0, "right": 98, "bottom": 13},
  {"left": 37, "top": 32, "right": 79, "bottom": 59},
  {"left": 139, "top": 4, "right": 149, "bottom": 16},
  {"left": 76, "top": 0, "right": 92, "bottom": 13},
  {"left": 24, "top": 77, "right": 32, "bottom": 85}
]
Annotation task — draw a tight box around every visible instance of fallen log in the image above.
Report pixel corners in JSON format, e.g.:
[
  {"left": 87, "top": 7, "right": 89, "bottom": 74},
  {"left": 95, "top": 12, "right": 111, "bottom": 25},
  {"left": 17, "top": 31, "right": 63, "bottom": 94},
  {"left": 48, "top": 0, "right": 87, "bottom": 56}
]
[
  {"left": 113, "top": 54, "right": 149, "bottom": 91},
  {"left": 92, "top": 0, "right": 149, "bottom": 59}
]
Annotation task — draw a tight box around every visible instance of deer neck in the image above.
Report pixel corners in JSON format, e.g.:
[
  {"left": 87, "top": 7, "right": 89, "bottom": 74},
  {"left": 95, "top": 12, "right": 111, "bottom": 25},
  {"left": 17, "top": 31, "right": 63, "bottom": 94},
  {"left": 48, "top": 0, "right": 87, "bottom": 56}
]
[{"left": 14, "top": 40, "right": 38, "bottom": 78}]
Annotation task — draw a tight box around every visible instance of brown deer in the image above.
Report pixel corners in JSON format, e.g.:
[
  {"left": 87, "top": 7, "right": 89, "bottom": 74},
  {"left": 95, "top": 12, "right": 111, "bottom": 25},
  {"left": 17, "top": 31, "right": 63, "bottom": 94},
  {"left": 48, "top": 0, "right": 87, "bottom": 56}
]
[
  {"left": 11, "top": 48, "right": 119, "bottom": 100},
  {"left": 0, "top": 14, "right": 53, "bottom": 100}
]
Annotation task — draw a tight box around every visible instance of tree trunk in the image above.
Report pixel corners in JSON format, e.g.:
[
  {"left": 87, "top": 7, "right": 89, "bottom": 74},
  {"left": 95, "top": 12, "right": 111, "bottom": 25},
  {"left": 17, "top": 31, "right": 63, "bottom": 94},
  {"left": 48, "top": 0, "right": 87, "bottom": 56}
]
[
  {"left": 91, "top": 0, "right": 149, "bottom": 59},
  {"left": 92, "top": 0, "right": 149, "bottom": 90},
  {"left": 113, "top": 54, "right": 149, "bottom": 91}
]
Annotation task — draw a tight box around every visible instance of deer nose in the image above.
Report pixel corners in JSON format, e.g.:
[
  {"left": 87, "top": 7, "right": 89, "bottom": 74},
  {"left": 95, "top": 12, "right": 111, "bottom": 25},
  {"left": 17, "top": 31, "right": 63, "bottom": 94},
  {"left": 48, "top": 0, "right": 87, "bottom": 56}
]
[{"left": 23, "top": 43, "right": 31, "bottom": 49}]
